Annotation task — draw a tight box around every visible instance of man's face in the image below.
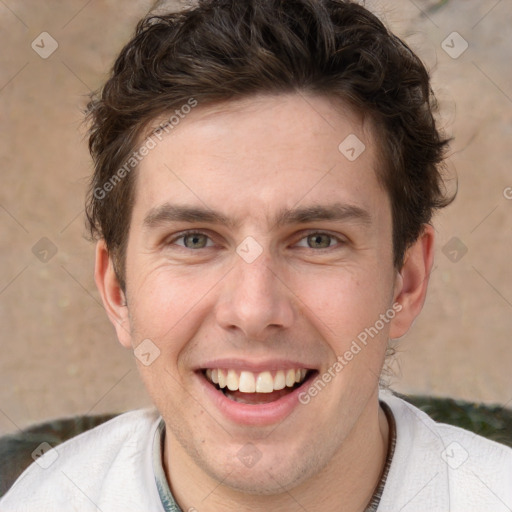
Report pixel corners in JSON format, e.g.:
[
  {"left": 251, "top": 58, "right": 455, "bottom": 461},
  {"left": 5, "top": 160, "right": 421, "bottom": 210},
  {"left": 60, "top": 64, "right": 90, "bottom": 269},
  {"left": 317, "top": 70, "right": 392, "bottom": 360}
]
[{"left": 106, "top": 94, "right": 404, "bottom": 493}]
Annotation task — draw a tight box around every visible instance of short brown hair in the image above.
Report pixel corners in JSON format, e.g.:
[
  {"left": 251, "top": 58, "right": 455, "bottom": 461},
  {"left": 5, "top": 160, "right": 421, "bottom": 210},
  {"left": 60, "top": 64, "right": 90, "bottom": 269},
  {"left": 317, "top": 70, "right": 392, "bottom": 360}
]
[{"left": 85, "top": 0, "right": 454, "bottom": 291}]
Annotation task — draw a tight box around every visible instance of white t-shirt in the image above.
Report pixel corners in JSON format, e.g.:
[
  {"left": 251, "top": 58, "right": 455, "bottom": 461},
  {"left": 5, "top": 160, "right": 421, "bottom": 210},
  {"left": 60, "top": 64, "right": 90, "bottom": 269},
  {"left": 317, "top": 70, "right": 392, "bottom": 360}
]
[{"left": 1, "top": 392, "right": 511, "bottom": 511}]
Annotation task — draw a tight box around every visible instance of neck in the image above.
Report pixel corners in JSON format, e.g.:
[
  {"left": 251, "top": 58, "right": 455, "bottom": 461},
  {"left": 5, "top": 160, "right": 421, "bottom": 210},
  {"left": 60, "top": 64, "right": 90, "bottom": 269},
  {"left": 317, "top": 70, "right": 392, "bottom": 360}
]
[{"left": 164, "top": 392, "right": 389, "bottom": 512}]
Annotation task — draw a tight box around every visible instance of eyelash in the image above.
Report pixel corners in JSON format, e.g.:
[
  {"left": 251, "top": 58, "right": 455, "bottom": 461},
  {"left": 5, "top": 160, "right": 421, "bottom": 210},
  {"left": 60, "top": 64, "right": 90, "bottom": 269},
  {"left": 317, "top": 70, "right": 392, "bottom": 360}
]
[{"left": 166, "top": 230, "right": 346, "bottom": 251}]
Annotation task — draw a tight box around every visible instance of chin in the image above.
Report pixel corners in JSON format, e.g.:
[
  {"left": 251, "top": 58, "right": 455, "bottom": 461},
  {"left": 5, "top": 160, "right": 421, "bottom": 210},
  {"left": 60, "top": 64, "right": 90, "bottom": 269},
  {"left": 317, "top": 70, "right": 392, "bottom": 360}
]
[{"left": 194, "top": 439, "right": 328, "bottom": 497}]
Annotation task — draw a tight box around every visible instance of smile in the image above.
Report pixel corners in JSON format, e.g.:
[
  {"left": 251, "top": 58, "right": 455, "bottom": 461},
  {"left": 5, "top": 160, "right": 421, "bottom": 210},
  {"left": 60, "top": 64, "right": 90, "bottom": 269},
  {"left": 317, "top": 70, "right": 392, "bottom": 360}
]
[
  {"left": 204, "top": 368, "right": 308, "bottom": 403},
  {"left": 198, "top": 364, "right": 317, "bottom": 424}
]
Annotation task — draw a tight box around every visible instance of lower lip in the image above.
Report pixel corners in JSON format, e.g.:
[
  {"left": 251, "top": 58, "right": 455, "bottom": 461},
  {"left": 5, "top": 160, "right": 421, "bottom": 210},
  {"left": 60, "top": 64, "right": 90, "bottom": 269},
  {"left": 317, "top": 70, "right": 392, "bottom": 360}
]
[{"left": 197, "top": 372, "right": 316, "bottom": 427}]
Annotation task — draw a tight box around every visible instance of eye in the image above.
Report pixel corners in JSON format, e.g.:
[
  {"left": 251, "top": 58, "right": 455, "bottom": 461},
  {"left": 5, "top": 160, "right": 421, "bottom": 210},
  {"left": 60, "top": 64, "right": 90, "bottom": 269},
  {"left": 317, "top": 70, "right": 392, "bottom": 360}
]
[
  {"left": 170, "top": 231, "right": 215, "bottom": 249},
  {"left": 295, "top": 232, "right": 344, "bottom": 250}
]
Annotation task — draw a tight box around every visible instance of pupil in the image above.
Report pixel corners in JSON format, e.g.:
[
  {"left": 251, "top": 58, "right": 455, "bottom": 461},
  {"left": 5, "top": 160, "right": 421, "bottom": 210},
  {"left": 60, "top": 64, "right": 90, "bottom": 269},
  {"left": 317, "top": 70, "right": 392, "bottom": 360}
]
[
  {"left": 310, "top": 234, "right": 329, "bottom": 248},
  {"left": 186, "top": 234, "right": 205, "bottom": 248}
]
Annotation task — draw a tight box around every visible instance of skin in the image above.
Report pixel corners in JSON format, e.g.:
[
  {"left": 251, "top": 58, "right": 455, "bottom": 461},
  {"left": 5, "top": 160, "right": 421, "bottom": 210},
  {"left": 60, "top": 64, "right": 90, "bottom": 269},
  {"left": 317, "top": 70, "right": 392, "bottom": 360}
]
[{"left": 95, "top": 94, "right": 434, "bottom": 512}]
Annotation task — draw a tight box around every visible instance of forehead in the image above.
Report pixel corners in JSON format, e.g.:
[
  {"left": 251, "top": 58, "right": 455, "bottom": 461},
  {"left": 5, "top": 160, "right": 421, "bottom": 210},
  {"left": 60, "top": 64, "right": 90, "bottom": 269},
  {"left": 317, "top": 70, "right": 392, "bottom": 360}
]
[{"left": 132, "top": 93, "right": 388, "bottom": 228}]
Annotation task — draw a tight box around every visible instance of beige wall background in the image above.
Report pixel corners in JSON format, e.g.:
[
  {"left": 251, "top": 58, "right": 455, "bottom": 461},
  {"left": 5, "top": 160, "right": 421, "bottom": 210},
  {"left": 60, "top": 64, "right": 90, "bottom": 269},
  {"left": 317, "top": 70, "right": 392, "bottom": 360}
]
[{"left": 1, "top": 0, "right": 511, "bottom": 435}]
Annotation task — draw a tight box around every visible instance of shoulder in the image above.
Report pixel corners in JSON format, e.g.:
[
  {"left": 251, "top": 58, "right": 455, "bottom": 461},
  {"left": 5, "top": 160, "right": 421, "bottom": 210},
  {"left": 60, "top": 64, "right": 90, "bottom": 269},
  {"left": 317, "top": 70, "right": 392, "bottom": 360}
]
[
  {"left": 382, "top": 392, "right": 512, "bottom": 465},
  {"left": 0, "top": 408, "right": 163, "bottom": 511},
  {"left": 379, "top": 392, "right": 512, "bottom": 511}
]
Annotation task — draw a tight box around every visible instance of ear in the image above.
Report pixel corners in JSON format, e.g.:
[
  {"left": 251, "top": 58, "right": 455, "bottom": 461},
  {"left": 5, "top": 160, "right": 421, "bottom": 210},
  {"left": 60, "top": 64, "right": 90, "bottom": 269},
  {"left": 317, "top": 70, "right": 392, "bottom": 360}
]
[
  {"left": 94, "top": 240, "right": 133, "bottom": 349},
  {"left": 389, "top": 224, "right": 435, "bottom": 339}
]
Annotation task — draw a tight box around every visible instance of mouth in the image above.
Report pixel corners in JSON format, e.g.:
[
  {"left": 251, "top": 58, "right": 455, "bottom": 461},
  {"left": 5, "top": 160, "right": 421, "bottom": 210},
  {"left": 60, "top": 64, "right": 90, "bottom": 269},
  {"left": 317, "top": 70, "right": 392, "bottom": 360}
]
[{"left": 201, "top": 367, "right": 316, "bottom": 406}]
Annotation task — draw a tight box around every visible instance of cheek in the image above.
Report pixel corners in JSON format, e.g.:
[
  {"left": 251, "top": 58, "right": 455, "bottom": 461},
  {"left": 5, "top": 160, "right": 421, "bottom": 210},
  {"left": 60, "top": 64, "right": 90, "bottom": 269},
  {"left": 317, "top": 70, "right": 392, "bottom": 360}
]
[
  {"left": 126, "top": 264, "right": 217, "bottom": 344},
  {"left": 295, "top": 266, "right": 393, "bottom": 357}
]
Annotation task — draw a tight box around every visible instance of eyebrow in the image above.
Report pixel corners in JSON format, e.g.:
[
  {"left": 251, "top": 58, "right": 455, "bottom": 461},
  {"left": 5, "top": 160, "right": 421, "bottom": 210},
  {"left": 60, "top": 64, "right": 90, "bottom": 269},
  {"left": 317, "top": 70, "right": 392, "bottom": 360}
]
[{"left": 142, "top": 202, "right": 372, "bottom": 231}]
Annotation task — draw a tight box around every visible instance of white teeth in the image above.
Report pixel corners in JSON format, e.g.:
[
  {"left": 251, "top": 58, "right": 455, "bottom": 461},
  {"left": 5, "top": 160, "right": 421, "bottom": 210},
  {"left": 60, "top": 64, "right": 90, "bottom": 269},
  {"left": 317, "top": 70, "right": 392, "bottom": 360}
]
[
  {"left": 239, "top": 371, "right": 256, "bottom": 393},
  {"left": 218, "top": 369, "right": 227, "bottom": 388},
  {"left": 285, "top": 369, "right": 296, "bottom": 387},
  {"left": 226, "top": 369, "right": 239, "bottom": 391},
  {"left": 205, "top": 368, "right": 309, "bottom": 393},
  {"left": 255, "top": 371, "right": 274, "bottom": 393},
  {"left": 273, "top": 370, "right": 286, "bottom": 390}
]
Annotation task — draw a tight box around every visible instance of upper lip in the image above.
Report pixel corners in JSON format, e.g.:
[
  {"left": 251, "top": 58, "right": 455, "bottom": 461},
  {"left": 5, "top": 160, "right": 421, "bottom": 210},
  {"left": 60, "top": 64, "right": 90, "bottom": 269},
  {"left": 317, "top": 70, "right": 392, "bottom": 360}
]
[{"left": 196, "top": 358, "right": 317, "bottom": 372}]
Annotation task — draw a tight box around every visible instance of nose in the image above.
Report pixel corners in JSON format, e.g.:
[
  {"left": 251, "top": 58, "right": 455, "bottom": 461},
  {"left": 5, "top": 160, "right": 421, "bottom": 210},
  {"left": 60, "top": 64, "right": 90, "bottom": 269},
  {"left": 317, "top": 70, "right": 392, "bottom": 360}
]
[{"left": 214, "top": 252, "right": 295, "bottom": 341}]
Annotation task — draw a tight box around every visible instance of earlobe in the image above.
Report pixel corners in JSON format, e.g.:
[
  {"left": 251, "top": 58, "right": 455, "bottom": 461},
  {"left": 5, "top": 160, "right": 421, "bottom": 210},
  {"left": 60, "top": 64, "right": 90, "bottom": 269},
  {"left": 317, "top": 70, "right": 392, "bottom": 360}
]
[
  {"left": 94, "top": 240, "right": 133, "bottom": 349},
  {"left": 389, "top": 225, "right": 435, "bottom": 339}
]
